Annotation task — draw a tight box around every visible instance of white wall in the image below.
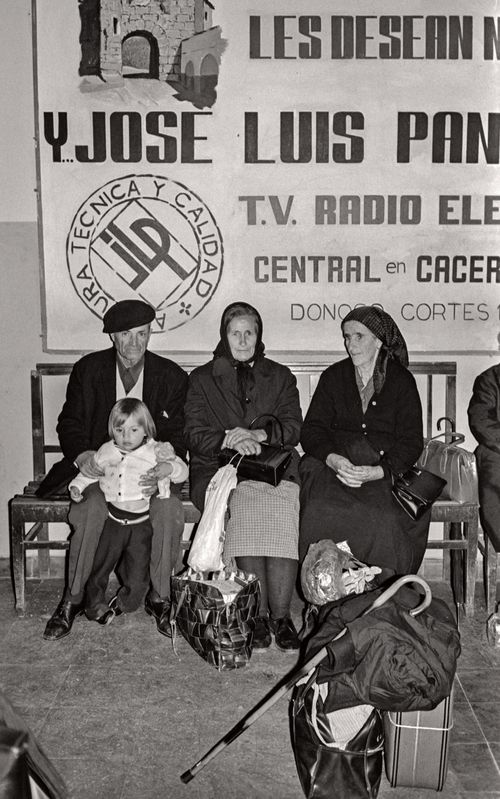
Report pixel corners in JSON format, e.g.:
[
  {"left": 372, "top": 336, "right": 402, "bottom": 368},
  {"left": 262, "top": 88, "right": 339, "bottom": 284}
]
[
  {"left": 0, "top": 1, "right": 77, "bottom": 558},
  {"left": 0, "top": 1, "right": 497, "bottom": 559}
]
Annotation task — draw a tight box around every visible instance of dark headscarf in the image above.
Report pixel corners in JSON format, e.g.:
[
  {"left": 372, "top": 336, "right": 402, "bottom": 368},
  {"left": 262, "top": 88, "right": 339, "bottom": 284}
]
[
  {"left": 341, "top": 305, "right": 409, "bottom": 395},
  {"left": 213, "top": 302, "right": 266, "bottom": 410}
]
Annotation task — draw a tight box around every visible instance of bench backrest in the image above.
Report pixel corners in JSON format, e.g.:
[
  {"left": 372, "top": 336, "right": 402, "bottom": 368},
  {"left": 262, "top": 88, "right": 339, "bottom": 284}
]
[{"left": 31, "top": 360, "right": 457, "bottom": 482}]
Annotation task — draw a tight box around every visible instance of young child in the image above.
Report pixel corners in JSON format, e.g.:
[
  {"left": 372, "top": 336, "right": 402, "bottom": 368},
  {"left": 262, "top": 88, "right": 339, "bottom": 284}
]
[{"left": 68, "top": 398, "right": 188, "bottom": 624}]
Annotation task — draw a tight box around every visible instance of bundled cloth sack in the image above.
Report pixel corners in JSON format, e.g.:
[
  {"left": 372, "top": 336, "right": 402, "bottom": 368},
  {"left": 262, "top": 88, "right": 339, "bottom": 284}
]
[{"left": 301, "top": 540, "right": 381, "bottom": 606}]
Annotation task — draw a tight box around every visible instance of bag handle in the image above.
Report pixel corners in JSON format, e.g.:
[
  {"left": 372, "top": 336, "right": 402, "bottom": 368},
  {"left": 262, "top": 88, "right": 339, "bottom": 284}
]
[
  {"left": 249, "top": 413, "right": 285, "bottom": 447},
  {"left": 429, "top": 431, "right": 465, "bottom": 445}
]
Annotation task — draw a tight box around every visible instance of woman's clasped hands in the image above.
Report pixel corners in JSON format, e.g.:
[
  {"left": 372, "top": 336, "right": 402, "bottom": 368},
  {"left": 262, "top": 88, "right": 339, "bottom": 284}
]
[
  {"left": 222, "top": 426, "right": 267, "bottom": 456},
  {"left": 326, "top": 453, "right": 384, "bottom": 487}
]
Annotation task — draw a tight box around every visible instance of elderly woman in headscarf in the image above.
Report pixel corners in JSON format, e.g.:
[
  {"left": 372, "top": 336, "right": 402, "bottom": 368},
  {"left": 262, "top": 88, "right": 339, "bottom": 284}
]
[
  {"left": 299, "top": 305, "right": 429, "bottom": 578},
  {"left": 184, "top": 302, "right": 303, "bottom": 652}
]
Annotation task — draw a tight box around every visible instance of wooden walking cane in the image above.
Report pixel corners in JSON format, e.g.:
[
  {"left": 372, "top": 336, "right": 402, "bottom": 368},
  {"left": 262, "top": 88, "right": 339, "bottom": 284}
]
[{"left": 180, "top": 575, "right": 431, "bottom": 783}]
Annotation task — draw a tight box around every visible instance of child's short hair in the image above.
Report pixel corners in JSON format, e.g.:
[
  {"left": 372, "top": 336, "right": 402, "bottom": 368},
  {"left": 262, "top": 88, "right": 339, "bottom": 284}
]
[{"left": 108, "top": 398, "right": 156, "bottom": 440}]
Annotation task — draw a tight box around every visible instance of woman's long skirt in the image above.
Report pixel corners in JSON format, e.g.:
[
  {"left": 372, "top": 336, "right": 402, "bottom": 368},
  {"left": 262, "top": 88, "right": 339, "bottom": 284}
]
[{"left": 299, "top": 456, "right": 430, "bottom": 575}]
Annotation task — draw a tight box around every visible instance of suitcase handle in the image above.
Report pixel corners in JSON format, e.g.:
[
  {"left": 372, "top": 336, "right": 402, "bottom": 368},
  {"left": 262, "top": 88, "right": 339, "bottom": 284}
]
[{"left": 363, "top": 575, "right": 432, "bottom": 617}]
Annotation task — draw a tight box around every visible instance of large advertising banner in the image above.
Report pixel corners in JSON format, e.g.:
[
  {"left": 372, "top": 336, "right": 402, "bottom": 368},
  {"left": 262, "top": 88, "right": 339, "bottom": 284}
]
[{"left": 34, "top": 1, "right": 500, "bottom": 355}]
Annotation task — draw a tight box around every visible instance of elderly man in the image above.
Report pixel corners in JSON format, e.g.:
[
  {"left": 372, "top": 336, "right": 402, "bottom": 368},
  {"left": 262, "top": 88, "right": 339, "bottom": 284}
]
[
  {"left": 41, "top": 300, "right": 188, "bottom": 641},
  {"left": 468, "top": 362, "right": 500, "bottom": 559}
]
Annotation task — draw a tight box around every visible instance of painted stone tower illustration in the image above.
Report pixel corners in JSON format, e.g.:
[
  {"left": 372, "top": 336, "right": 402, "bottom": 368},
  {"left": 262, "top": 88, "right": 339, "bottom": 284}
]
[{"left": 79, "top": 0, "right": 220, "bottom": 105}]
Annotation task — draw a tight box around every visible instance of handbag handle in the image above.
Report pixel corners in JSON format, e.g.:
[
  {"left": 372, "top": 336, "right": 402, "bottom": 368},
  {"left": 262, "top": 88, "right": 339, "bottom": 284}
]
[
  {"left": 249, "top": 413, "right": 285, "bottom": 448},
  {"left": 429, "top": 431, "right": 465, "bottom": 445}
]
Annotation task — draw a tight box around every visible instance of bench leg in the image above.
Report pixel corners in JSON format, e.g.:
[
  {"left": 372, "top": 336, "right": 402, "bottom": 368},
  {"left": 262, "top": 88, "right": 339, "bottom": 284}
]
[
  {"left": 10, "top": 516, "right": 26, "bottom": 614},
  {"left": 442, "top": 522, "right": 451, "bottom": 581},
  {"left": 449, "top": 522, "right": 464, "bottom": 610},
  {"left": 37, "top": 522, "right": 51, "bottom": 578},
  {"left": 464, "top": 515, "right": 479, "bottom": 617}
]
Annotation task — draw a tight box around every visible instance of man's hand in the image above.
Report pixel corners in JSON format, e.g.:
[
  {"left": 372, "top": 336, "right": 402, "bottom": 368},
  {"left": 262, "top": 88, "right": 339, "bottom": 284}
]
[
  {"left": 75, "top": 450, "right": 104, "bottom": 479},
  {"left": 69, "top": 485, "right": 84, "bottom": 503},
  {"left": 139, "top": 463, "right": 173, "bottom": 497}
]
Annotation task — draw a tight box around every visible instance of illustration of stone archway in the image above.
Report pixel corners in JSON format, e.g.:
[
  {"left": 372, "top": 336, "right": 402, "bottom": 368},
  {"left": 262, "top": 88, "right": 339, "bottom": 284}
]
[{"left": 122, "top": 30, "right": 160, "bottom": 79}]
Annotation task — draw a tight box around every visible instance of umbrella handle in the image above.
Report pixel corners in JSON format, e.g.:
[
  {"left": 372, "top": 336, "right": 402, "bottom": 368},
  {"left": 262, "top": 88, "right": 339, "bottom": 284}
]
[{"left": 363, "top": 574, "right": 432, "bottom": 617}]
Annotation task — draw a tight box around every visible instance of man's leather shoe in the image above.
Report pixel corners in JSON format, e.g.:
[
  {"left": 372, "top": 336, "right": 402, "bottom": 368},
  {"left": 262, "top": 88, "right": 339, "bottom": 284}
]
[
  {"left": 43, "top": 598, "right": 83, "bottom": 641},
  {"left": 145, "top": 593, "right": 172, "bottom": 638},
  {"left": 270, "top": 616, "right": 300, "bottom": 652}
]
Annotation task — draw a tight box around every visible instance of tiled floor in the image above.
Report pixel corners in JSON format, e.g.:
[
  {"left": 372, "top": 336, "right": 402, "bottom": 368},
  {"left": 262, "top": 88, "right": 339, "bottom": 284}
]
[{"left": 1, "top": 560, "right": 499, "bottom": 799}]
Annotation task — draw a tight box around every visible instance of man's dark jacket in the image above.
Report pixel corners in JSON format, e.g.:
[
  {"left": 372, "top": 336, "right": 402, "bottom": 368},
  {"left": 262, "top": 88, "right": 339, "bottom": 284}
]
[{"left": 37, "top": 348, "right": 188, "bottom": 496}]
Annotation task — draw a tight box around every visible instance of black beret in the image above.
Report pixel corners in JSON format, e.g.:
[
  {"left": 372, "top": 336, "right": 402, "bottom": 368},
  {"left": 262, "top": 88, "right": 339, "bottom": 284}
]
[{"left": 103, "top": 300, "right": 155, "bottom": 333}]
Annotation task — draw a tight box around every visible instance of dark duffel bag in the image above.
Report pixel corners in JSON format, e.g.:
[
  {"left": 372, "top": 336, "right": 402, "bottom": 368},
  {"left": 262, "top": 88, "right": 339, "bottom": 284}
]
[{"left": 291, "top": 677, "right": 383, "bottom": 799}]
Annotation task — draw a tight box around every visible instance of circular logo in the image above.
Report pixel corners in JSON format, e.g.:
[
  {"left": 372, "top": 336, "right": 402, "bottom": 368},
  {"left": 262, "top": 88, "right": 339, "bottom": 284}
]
[{"left": 66, "top": 174, "right": 224, "bottom": 332}]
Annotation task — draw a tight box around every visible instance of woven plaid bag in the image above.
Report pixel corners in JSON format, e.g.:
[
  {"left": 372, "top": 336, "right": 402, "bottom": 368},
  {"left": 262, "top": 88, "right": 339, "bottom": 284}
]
[{"left": 170, "top": 568, "right": 261, "bottom": 671}]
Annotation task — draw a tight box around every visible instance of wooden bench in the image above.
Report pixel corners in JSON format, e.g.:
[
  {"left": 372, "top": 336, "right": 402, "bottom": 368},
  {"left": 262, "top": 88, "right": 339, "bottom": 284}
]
[{"left": 9, "top": 360, "right": 479, "bottom": 616}]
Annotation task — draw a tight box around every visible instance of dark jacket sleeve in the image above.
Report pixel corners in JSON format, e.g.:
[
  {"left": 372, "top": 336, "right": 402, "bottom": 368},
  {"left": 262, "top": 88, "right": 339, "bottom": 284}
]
[
  {"left": 56, "top": 357, "right": 99, "bottom": 464},
  {"left": 300, "top": 368, "right": 340, "bottom": 463},
  {"left": 260, "top": 364, "right": 302, "bottom": 449},
  {"left": 380, "top": 369, "right": 423, "bottom": 475},
  {"left": 150, "top": 358, "right": 189, "bottom": 461},
  {"left": 468, "top": 366, "right": 500, "bottom": 453},
  {"left": 184, "top": 369, "right": 227, "bottom": 457}
]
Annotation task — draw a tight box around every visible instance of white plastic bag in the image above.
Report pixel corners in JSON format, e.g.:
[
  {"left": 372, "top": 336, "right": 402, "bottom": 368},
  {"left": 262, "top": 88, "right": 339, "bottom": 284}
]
[{"left": 187, "top": 463, "right": 238, "bottom": 571}]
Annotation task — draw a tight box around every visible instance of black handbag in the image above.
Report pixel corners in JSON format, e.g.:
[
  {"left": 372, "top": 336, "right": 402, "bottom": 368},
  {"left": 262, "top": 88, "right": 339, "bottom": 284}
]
[
  {"left": 291, "top": 678, "right": 384, "bottom": 799},
  {"left": 392, "top": 467, "right": 447, "bottom": 520},
  {"left": 219, "top": 414, "right": 292, "bottom": 487}
]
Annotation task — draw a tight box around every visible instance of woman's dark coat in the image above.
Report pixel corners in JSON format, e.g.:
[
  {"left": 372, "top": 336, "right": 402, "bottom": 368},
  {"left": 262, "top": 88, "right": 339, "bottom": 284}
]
[
  {"left": 185, "top": 356, "right": 302, "bottom": 511},
  {"left": 299, "top": 357, "right": 429, "bottom": 574}
]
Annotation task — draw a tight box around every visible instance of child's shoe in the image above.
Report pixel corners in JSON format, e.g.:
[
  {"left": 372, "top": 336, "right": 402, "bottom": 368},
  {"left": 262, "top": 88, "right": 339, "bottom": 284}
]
[{"left": 96, "top": 596, "right": 123, "bottom": 625}]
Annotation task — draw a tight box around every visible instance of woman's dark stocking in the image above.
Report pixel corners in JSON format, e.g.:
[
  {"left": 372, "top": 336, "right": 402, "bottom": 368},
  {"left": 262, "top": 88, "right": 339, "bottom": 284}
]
[
  {"left": 235, "top": 556, "right": 268, "bottom": 615},
  {"left": 236, "top": 555, "right": 271, "bottom": 650}
]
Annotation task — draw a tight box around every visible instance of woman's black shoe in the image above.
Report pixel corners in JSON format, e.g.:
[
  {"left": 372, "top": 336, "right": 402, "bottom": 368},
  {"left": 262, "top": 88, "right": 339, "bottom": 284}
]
[
  {"left": 270, "top": 616, "right": 300, "bottom": 652},
  {"left": 252, "top": 616, "right": 272, "bottom": 650}
]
